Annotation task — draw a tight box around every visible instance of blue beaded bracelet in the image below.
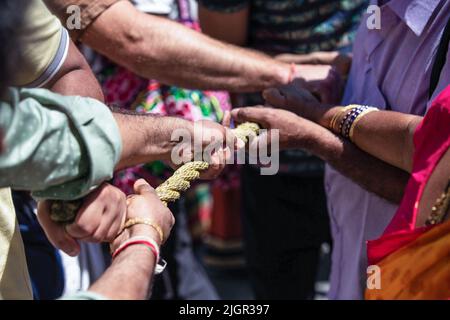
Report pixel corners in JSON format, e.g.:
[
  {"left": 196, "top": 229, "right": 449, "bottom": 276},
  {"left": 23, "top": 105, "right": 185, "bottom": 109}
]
[{"left": 340, "top": 105, "right": 371, "bottom": 139}]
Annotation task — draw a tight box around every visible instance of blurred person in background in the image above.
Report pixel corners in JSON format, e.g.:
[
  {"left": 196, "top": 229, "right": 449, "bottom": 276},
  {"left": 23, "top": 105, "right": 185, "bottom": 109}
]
[
  {"left": 198, "top": 0, "right": 367, "bottom": 299},
  {"left": 234, "top": 0, "right": 450, "bottom": 299}
]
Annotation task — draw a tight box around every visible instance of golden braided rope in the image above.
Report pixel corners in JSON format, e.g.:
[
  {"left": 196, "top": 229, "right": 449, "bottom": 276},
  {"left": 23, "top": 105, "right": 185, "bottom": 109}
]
[{"left": 50, "top": 122, "right": 260, "bottom": 223}]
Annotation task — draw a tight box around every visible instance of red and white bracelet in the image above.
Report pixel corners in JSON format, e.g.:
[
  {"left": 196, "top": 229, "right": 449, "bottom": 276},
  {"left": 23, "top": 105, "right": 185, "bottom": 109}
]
[{"left": 112, "top": 236, "right": 166, "bottom": 275}]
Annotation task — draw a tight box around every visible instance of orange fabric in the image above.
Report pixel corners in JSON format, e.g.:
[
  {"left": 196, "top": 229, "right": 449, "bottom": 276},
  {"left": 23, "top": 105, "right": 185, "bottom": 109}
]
[{"left": 365, "top": 219, "right": 450, "bottom": 300}]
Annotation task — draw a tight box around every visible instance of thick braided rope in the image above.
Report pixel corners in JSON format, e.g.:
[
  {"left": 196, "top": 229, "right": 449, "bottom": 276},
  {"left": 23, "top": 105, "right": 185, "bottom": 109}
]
[
  {"left": 155, "top": 122, "right": 260, "bottom": 206},
  {"left": 49, "top": 122, "right": 260, "bottom": 222}
]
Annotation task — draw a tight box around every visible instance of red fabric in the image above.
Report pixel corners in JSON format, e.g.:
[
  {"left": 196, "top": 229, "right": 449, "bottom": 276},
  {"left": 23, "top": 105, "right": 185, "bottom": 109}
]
[{"left": 367, "top": 85, "right": 450, "bottom": 265}]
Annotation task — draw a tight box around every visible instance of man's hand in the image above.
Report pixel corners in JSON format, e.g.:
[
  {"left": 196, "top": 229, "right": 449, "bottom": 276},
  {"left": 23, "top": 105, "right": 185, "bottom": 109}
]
[
  {"left": 277, "top": 52, "right": 349, "bottom": 104},
  {"left": 38, "top": 183, "right": 127, "bottom": 256},
  {"left": 110, "top": 179, "right": 175, "bottom": 252},
  {"left": 167, "top": 120, "right": 236, "bottom": 180},
  {"left": 263, "top": 80, "right": 335, "bottom": 127},
  {"left": 291, "top": 64, "right": 344, "bottom": 104},
  {"left": 231, "top": 106, "right": 323, "bottom": 150},
  {"left": 87, "top": 179, "right": 175, "bottom": 300}
]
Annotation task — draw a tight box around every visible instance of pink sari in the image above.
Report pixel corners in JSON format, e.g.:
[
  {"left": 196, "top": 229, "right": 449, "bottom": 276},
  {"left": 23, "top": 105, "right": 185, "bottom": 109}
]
[{"left": 366, "top": 85, "right": 450, "bottom": 299}]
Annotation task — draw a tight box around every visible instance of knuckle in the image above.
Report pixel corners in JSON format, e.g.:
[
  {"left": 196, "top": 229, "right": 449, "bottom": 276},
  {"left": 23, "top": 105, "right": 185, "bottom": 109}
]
[
  {"left": 105, "top": 233, "right": 116, "bottom": 243},
  {"left": 115, "top": 189, "right": 126, "bottom": 203},
  {"left": 75, "top": 222, "right": 95, "bottom": 236},
  {"left": 91, "top": 231, "right": 105, "bottom": 243},
  {"left": 54, "top": 238, "right": 68, "bottom": 249}
]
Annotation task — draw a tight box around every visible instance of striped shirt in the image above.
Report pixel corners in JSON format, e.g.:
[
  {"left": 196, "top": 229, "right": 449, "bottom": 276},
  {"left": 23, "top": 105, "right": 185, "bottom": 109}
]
[{"left": 199, "top": 0, "right": 367, "bottom": 54}]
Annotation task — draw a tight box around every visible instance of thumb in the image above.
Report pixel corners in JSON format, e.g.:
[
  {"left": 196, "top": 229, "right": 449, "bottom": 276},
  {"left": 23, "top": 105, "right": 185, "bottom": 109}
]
[
  {"left": 231, "top": 107, "right": 269, "bottom": 128},
  {"left": 37, "top": 201, "right": 80, "bottom": 256},
  {"left": 222, "top": 111, "right": 231, "bottom": 127},
  {"left": 133, "top": 179, "right": 155, "bottom": 196}
]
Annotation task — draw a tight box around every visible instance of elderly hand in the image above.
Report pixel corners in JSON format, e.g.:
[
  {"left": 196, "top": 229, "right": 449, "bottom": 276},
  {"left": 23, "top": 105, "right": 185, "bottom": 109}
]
[
  {"left": 290, "top": 64, "right": 344, "bottom": 105},
  {"left": 263, "top": 79, "right": 337, "bottom": 127},
  {"left": 231, "top": 106, "right": 324, "bottom": 151},
  {"left": 37, "top": 183, "right": 127, "bottom": 256},
  {"left": 167, "top": 119, "right": 237, "bottom": 180},
  {"left": 277, "top": 52, "right": 349, "bottom": 105},
  {"left": 110, "top": 179, "right": 175, "bottom": 253}
]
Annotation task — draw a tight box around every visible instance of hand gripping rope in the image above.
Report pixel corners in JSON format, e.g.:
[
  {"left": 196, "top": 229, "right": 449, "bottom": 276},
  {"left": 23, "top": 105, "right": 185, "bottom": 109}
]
[{"left": 49, "top": 122, "right": 260, "bottom": 223}]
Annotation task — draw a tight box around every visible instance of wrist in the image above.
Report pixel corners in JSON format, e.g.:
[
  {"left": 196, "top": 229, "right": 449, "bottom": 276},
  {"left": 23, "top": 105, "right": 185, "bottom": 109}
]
[
  {"left": 160, "top": 117, "right": 193, "bottom": 162},
  {"left": 292, "top": 117, "right": 326, "bottom": 151},
  {"left": 117, "top": 242, "right": 156, "bottom": 259},
  {"left": 319, "top": 105, "right": 344, "bottom": 129},
  {"left": 112, "top": 236, "right": 160, "bottom": 262},
  {"left": 129, "top": 224, "right": 162, "bottom": 246}
]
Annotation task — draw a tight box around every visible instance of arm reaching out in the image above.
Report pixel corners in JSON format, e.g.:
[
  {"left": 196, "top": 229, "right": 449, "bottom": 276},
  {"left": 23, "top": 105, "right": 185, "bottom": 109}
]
[
  {"left": 231, "top": 107, "right": 410, "bottom": 204},
  {"left": 263, "top": 84, "right": 423, "bottom": 172},
  {"left": 78, "top": 1, "right": 290, "bottom": 92}
]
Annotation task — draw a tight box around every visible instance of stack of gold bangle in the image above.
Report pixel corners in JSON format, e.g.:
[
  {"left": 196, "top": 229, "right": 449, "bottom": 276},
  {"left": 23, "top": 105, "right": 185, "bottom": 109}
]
[
  {"left": 329, "top": 104, "right": 379, "bottom": 141},
  {"left": 329, "top": 105, "right": 357, "bottom": 134}
]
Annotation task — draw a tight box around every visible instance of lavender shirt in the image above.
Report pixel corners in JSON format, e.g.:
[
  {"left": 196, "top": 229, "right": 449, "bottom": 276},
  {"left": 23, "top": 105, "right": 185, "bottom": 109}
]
[{"left": 326, "top": 0, "right": 450, "bottom": 299}]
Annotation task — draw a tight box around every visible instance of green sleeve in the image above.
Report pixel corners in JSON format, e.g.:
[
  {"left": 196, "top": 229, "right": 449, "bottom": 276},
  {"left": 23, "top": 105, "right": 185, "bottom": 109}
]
[{"left": 0, "top": 88, "right": 122, "bottom": 200}]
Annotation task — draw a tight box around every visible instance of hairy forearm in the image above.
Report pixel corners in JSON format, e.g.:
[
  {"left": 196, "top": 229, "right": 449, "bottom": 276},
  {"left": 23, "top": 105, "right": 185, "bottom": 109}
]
[
  {"left": 81, "top": 1, "right": 289, "bottom": 92},
  {"left": 302, "top": 126, "right": 410, "bottom": 204},
  {"left": 88, "top": 246, "right": 155, "bottom": 299},
  {"left": 113, "top": 111, "right": 192, "bottom": 170}
]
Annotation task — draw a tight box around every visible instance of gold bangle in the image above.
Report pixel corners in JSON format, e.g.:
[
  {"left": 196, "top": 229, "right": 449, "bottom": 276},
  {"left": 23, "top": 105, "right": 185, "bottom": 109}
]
[
  {"left": 348, "top": 108, "right": 379, "bottom": 142},
  {"left": 329, "top": 105, "right": 355, "bottom": 133},
  {"left": 123, "top": 218, "right": 164, "bottom": 244}
]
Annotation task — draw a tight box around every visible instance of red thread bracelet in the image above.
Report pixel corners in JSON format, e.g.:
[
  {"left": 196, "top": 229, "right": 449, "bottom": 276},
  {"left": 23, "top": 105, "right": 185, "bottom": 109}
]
[{"left": 112, "top": 239, "right": 158, "bottom": 260}]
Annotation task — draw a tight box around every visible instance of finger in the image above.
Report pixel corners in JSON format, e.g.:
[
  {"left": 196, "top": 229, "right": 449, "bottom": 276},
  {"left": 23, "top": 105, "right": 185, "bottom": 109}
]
[
  {"left": 103, "top": 190, "right": 128, "bottom": 241},
  {"left": 134, "top": 179, "right": 156, "bottom": 196},
  {"left": 213, "top": 148, "right": 226, "bottom": 175},
  {"left": 199, "top": 150, "right": 222, "bottom": 180},
  {"left": 37, "top": 201, "right": 80, "bottom": 256},
  {"left": 262, "top": 88, "right": 287, "bottom": 108},
  {"left": 224, "top": 127, "right": 242, "bottom": 151},
  {"left": 222, "top": 111, "right": 231, "bottom": 127},
  {"left": 217, "top": 149, "right": 227, "bottom": 173},
  {"left": 65, "top": 196, "right": 103, "bottom": 239},
  {"left": 106, "top": 200, "right": 127, "bottom": 241},
  {"left": 86, "top": 206, "right": 110, "bottom": 242},
  {"left": 231, "top": 107, "right": 269, "bottom": 128},
  {"left": 223, "top": 146, "right": 232, "bottom": 163},
  {"left": 291, "top": 78, "right": 307, "bottom": 88},
  {"left": 319, "top": 68, "right": 340, "bottom": 104},
  {"left": 92, "top": 203, "right": 124, "bottom": 243},
  {"left": 274, "top": 53, "right": 316, "bottom": 64},
  {"left": 309, "top": 51, "right": 340, "bottom": 65}
]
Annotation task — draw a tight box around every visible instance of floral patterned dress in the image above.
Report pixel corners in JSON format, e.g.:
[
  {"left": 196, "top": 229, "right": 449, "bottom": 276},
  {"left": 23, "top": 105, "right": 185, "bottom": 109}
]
[{"left": 84, "top": 0, "right": 236, "bottom": 245}]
